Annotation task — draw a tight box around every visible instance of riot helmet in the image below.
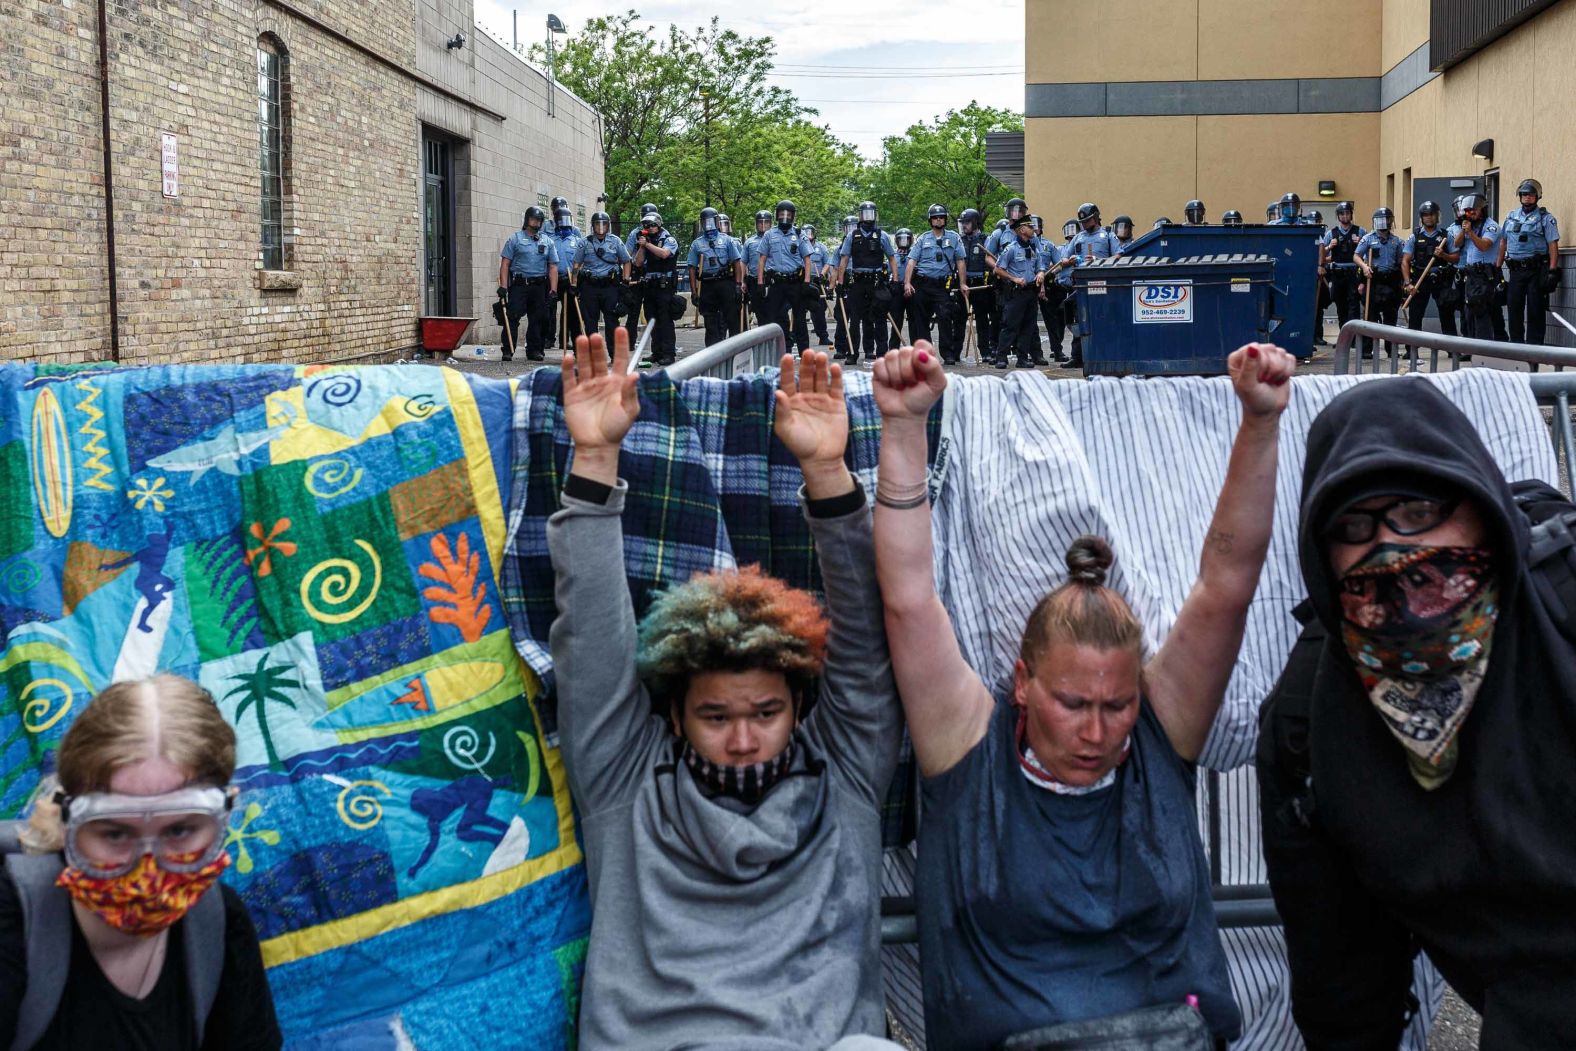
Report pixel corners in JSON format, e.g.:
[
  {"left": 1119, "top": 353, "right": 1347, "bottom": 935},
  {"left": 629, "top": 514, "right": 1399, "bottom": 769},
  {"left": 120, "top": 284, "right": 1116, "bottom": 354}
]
[
  {"left": 641, "top": 212, "right": 663, "bottom": 232},
  {"left": 1005, "top": 197, "right": 1028, "bottom": 223},
  {"left": 754, "top": 209, "right": 771, "bottom": 233},
  {"left": 698, "top": 206, "right": 719, "bottom": 234},
  {"left": 1308, "top": 210, "right": 1324, "bottom": 225},
  {"left": 1184, "top": 200, "right": 1206, "bottom": 224},
  {"left": 550, "top": 195, "right": 569, "bottom": 213},
  {"left": 1062, "top": 219, "right": 1078, "bottom": 240},
  {"left": 775, "top": 199, "right": 797, "bottom": 230},
  {"left": 1077, "top": 202, "right": 1101, "bottom": 229},
  {"left": 1154, "top": 217, "right": 1173, "bottom": 228},
  {"left": 960, "top": 208, "right": 982, "bottom": 234},
  {"left": 1112, "top": 215, "right": 1134, "bottom": 239},
  {"left": 895, "top": 227, "right": 913, "bottom": 250},
  {"left": 1278, "top": 192, "right": 1301, "bottom": 221},
  {"left": 551, "top": 196, "right": 572, "bottom": 229},
  {"left": 1030, "top": 215, "right": 1044, "bottom": 236},
  {"left": 995, "top": 218, "right": 1009, "bottom": 232},
  {"left": 523, "top": 205, "right": 546, "bottom": 231},
  {"left": 843, "top": 215, "right": 858, "bottom": 236},
  {"left": 1459, "top": 193, "right": 1487, "bottom": 219},
  {"left": 639, "top": 202, "right": 659, "bottom": 217},
  {"left": 1372, "top": 206, "right": 1394, "bottom": 233},
  {"left": 1335, "top": 200, "right": 1354, "bottom": 223},
  {"left": 590, "top": 210, "right": 612, "bottom": 236},
  {"left": 858, "top": 201, "right": 878, "bottom": 226},
  {"left": 1266, "top": 202, "right": 1279, "bottom": 222},
  {"left": 1451, "top": 196, "right": 1465, "bottom": 221},
  {"left": 1519, "top": 178, "right": 1543, "bottom": 202},
  {"left": 1417, "top": 200, "right": 1440, "bottom": 228},
  {"left": 804, "top": 223, "right": 817, "bottom": 241},
  {"left": 717, "top": 213, "right": 733, "bottom": 235},
  {"left": 1222, "top": 210, "right": 1243, "bottom": 226},
  {"left": 928, "top": 203, "right": 949, "bottom": 228}
]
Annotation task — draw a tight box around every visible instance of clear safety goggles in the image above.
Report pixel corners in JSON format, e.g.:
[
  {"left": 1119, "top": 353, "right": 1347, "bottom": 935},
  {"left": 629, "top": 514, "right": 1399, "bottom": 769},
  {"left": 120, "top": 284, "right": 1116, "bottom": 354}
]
[{"left": 62, "top": 785, "right": 233, "bottom": 879}]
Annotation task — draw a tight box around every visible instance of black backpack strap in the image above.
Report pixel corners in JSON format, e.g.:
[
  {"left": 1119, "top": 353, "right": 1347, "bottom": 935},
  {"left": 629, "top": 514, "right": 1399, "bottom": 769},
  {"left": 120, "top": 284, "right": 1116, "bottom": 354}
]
[
  {"left": 1257, "top": 599, "right": 1326, "bottom": 829},
  {"left": 183, "top": 884, "right": 226, "bottom": 1045},
  {"left": 1511, "top": 479, "right": 1576, "bottom": 640},
  {"left": 6, "top": 853, "right": 70, "bottom": 1051}
]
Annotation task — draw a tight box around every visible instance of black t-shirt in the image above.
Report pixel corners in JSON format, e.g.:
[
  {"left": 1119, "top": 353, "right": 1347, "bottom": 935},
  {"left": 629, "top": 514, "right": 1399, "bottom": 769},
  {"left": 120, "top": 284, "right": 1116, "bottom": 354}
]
[{"left": 0, "top": 868, "right": 282, "bottom": 1051}]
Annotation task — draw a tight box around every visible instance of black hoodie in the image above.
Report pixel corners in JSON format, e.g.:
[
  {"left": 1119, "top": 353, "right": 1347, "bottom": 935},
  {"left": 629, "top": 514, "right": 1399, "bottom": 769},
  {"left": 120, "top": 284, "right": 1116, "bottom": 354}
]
[{"left": 1258, "top": 378, "right": 1576, "bottom": 1050}]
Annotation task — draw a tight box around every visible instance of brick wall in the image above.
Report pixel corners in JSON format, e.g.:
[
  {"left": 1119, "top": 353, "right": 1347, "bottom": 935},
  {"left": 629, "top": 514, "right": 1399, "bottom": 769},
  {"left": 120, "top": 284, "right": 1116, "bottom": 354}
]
[{"left": 0, "top": 0, "right": 602, "bottom": 365}]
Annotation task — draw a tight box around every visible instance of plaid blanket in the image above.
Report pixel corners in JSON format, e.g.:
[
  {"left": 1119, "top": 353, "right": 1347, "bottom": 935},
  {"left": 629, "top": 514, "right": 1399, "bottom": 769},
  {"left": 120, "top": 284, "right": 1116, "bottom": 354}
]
[{"left": 500, "top": 366, "right": 935, "bottom": 844}]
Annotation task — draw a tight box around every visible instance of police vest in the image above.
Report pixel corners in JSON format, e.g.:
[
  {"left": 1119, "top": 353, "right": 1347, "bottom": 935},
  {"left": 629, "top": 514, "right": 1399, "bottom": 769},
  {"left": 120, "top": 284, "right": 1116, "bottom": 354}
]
[
  {"left": 963, "top": 233, "right": 989, "bottom": 276},
  {"left": 1328, "top": 227, "right": 1362, "bottom": 265},
  {"left": 643, "top": 235, "right": 677, "bottom": 275},
  {"left": 1413, "top": 229, "right": 1451, "bottom": 274},
  {"left": 1505, "top": 208, "right": 1553, "bottom": 256},
  {"left": 850, "top": 229, "right": 886, "bottom": 270}
]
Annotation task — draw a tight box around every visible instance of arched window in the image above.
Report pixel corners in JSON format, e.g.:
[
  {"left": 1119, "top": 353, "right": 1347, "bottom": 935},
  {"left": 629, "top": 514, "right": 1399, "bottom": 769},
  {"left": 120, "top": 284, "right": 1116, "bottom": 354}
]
[{"left": 257, "top": 36, "right": 289, "bottom": 270}]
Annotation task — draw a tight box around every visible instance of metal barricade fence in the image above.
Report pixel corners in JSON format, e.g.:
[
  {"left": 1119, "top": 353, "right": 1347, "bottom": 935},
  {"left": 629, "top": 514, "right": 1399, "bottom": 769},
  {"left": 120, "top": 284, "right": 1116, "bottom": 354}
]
[{"left": 665, "top": 324, "right": 788, "bottom": 381}]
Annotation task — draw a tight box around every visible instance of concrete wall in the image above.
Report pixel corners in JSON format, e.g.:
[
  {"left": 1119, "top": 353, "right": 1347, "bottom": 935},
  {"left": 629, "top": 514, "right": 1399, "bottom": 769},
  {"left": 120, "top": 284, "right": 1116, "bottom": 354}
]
[{"left": 0, "top": 0, "right": 602, "bottom": 366}]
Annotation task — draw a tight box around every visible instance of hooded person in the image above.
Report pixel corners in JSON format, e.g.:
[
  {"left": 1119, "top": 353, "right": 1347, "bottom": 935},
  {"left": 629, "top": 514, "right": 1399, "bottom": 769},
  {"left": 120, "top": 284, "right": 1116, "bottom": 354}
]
[
  {"left": 1258, "top": 378, "right": 1576, "bottom": 1050},
  {"left": 549, "top": 330, "right": 905, "bottom": 1051}
]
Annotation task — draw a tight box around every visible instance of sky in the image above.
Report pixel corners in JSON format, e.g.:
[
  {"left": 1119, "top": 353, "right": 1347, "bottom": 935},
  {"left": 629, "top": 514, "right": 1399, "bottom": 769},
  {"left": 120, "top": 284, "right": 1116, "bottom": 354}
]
[{"left": 473, "top": 1, "right": 1024, "bottom": 159}]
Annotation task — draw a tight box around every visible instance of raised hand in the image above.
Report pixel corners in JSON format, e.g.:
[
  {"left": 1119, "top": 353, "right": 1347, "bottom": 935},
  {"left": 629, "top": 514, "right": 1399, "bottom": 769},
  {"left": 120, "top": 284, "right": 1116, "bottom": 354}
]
[
  {"left": 1227, "top": 342, "right": 1295, "bottom": 419},
  {"left": 562, "top": 328, "right": 640, "bottom": 451},
  {"left": 872, "top": 342, "right": 947, "bottom": 423},
  {"left": 775, "top": 350, "right": 854, "bottom": 499}
]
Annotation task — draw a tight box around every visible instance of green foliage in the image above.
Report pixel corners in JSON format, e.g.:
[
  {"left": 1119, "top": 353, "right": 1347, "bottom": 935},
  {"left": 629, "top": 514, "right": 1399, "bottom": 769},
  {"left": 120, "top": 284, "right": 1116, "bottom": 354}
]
[{"left": 860, "top": 103, "right": 1024, "bottom": 232}]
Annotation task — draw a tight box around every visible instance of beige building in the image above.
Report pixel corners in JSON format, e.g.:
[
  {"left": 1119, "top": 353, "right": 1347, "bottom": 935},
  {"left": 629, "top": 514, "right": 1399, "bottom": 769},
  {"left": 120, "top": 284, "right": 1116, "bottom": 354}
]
[
  {"left": 1011, "top": 0, "right": 1576, "bottom": 241},
  {"left": 1, "top": 0, "right": 603, "bottom": 366}
]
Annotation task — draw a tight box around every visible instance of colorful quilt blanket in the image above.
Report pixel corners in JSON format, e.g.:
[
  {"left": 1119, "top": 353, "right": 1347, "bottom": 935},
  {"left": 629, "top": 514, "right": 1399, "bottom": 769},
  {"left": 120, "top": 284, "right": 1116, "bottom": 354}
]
[{"left": 0, "top": 363, "right": 588, "bottom": 1049}]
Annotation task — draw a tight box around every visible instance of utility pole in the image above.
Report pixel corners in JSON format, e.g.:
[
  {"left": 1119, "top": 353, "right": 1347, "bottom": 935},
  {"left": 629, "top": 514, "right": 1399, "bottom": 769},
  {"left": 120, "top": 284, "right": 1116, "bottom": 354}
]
[{"left": 700, "top": 87, "right": 712, "bottom": 207}]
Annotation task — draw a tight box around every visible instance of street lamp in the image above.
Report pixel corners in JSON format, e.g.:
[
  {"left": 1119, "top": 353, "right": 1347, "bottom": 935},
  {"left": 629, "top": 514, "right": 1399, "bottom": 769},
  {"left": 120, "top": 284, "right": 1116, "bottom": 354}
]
[{"left": 546, "top": 14, "right": 566, "bottom": 118}]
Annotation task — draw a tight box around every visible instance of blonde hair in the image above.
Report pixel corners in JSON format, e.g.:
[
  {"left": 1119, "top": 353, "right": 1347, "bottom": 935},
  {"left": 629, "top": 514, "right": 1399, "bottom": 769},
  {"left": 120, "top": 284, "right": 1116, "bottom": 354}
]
[
  {"left": 20, "top": 675, "right": 237, "bottom": 853},
  {"left": 1018, "top": 536, "right": 1144, "bottom": 671}
]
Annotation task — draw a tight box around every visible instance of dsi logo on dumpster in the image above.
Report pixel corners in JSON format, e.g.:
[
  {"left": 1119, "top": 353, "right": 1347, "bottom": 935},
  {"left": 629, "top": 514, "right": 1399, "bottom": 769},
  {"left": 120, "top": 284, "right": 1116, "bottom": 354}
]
[{"left": 1133, "top": 280, "right": 1193, "bottom": 323}]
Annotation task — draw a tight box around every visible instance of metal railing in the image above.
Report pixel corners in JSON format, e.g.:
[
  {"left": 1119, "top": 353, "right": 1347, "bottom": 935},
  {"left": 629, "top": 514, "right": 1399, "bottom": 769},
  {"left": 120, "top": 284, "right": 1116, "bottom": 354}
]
[
  {"left": 624, "top": 319, "right": 657, "bottom": 374},
  {"left": 1333, "top": 320, "right": 1576, "bottom": 375},
  {"left": 665, "top": 324, "right": 788, "bottom": 381}
]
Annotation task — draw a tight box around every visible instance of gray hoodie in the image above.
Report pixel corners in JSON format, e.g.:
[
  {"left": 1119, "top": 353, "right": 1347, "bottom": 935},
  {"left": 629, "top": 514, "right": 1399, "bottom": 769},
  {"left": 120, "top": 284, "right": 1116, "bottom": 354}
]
[{"left": 548, "top": 481, "right": 901, "bottom": 1051}]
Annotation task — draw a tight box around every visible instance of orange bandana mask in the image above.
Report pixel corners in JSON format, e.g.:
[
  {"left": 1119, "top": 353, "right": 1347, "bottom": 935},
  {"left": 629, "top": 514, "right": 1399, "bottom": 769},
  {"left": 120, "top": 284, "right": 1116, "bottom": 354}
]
[{"left": 57, "top": 851, "right": 231, "bottom": 937}]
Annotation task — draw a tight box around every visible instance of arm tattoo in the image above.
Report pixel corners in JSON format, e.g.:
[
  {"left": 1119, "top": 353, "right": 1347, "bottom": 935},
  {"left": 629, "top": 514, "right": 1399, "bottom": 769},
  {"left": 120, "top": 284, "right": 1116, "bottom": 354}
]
[{"left": 1206, "top": 528, "right": 1236, "bottom": 556}]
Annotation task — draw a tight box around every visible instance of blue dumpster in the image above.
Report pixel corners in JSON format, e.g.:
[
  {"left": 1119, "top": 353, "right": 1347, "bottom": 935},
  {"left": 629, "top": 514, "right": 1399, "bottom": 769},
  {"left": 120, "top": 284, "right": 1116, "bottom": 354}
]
[
  {"left": 1072, "top": 253, "right": 1275, "bottom": 376},
  {"left": 1121, "top": 222, "right": 1324, "bottom": 357}
]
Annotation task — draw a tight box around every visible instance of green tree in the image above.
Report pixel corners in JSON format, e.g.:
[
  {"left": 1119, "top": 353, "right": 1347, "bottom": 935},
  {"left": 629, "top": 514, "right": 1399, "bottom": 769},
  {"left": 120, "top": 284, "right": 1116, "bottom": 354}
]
[
  {"left": 224, "top": 654, "right": 301, "bottom": 770},
  {"left": 862, "top": 103, "right": 1024, "bottom": 232}
]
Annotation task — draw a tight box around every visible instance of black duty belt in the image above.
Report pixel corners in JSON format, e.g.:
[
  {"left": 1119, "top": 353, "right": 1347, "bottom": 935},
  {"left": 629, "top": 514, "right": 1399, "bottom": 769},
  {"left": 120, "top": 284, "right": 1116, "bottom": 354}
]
[
  {"left": 1507, "top": 257, "right": 1545, "bottom": 271},
  {"left": 766, "top": 271, "right": 803, "bottom": 284},
  {"left": 511, "top": 276, "right": 548, "bottom": 286},
  {"left": 913, "top": 274, "right": 951, "bottom": 288},
  {"left": 582, "top": 273, "right": 618, "bottom": 286},
  {"left": 642, "top": 274, "right": 676, "bottom": 286},
  {"left": 850, "top": 271, "right": 885, "bottom": 282}
]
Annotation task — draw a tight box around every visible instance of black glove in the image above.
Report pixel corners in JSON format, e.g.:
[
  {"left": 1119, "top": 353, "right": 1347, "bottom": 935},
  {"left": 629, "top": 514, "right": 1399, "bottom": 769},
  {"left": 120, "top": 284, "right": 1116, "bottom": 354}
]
[
  {"left": 548, "top": 289, "right": 560, "bottom": 302},
  {"left": 496, "top": 286, "right": 508, "bottom": 300},
  {"left": 1542, "top": 268, "right": 1564, "bottom": 295}
]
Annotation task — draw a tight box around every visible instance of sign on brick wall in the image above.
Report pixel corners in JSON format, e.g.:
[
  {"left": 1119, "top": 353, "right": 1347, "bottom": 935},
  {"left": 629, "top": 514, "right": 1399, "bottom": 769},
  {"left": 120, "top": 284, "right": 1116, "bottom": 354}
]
[{"left": 161, "top": 133, "right": 179, "bottom": 198}]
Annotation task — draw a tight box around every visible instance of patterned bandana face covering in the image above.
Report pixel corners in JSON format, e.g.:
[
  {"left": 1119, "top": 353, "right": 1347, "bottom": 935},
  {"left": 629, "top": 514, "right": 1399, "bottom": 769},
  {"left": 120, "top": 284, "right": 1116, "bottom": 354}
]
[
  {"left": 1014, "top": 705, "right": 1130, "bottom": 796},
  {"left": 1338, "top": 543, "right": 1499, "bottom": 789},
  {"left": 57, "top": 850, "right": 231, "bottom": 937},
  {"left": 680, "top": 740, "right": 797, "bottom": 805}
]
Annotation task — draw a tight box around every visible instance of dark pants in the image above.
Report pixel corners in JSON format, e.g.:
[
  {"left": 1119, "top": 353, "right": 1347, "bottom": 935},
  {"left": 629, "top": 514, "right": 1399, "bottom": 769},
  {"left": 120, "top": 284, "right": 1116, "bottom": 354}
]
[
  {"left": 504, "top": 279, "right": 550, "bottom": 359},
  {"left": 557, "top": 287, "right": 584, "bottom": 346},
  {"left": 995, "top": 284, "right": 1038, "bottom": 364},
  {"left": 697, "top": 278, "right": 740, "bottom": 347},
  {"left": 833, "top": 286, "right": 852, "bottom": 358},
  {"left": 744, "top": 277, "right": 766, "bottom": 326},
  {"left": 887, "top": 282, "right": 908, "bottom": 349},
  {"left": 763, "top": 275, "right": 807, "bottom": 352},
  {"left": 1462, "top": 265, "right": 1504, "bottom": 342},
  {"left": 641, "top": 279, "right": 677, "bottom": 363},
  {"left": 1360, "top": 274, "right": 1402, "bottom": 356},
  {"left": 1405, "top": 277, "right": 1459, "bottom": 344},
  {"left": 578, "top": 280, "right": 623, "bottom": 351},
  {"left": 801, "top": 284, "right": 830, "bottom": 343},
  {"left": 1507, "top": 263, "right": 1551, "bottom": 345},
  {"left": 909, "top": 277, "right": 960, "bottom": 361},
  {"left": 1062, "top": 293, "right": 1082, "bottom": 363},
  {"left": 1330, "top": 268, "right": 1361, "bottom": 332},
  {"left": 846, "top": 277, "right": 885, "bottom": 358},
  {"left": 953, "top": 282, "right": 996, "bottom": 361},
  {"left": 1039, "top": 284, "right": 1067, "bottom": 360}
]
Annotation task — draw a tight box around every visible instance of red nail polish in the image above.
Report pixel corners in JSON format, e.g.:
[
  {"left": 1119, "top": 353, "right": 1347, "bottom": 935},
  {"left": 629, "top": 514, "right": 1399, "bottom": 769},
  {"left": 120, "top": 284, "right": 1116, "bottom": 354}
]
[
  {"left": 917, "top": 351, "right": 929, "bottom": 363},
  {"left": 1247, "top": 345, "right": 1260, "bottom": 358}
]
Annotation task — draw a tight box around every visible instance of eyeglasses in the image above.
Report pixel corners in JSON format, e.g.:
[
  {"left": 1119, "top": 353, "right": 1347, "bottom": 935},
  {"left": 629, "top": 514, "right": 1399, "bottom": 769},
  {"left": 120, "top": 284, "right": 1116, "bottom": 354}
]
[{"left": 1324, "top": 497, "right": 1459, "bottom": 545}]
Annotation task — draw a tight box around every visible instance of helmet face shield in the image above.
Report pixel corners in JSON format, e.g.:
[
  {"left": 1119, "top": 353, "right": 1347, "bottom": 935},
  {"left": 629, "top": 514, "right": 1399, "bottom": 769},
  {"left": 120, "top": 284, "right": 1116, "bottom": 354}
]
[
  {"left": 700, "top": 213, "right": 717, "bottom": 233},
  {"left": 859, "top": 203, "right": 877, "bottom": 224},
  {"left": 64, "top": 785, "right": 233, "bottom": 880},
  {"left": 895, "top": 229, "right": 913, "bottom": 250},
  {"left": 1114, "top": 219, "right": 1133, "bottom": 238}
]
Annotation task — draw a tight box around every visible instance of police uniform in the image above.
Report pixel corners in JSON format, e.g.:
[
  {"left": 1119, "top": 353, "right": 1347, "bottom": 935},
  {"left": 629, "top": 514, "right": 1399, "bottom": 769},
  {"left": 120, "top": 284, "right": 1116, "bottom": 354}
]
[
  {"left": 572, "top": 232, "right": 631, "bottom": 349},
  {"left": 758, "top": 225, "right": 811, "bottom": 353},
  {"left": 993, "top": 230, "right": 1044, "bottom": 367},
  {"left": 1403, "top": 224, "right": 1458, "bottom": 341},
  {"left": 802, "top": 240, "right": 833, "bottom": 346},
  {"left": 1503, "top": 204, "right": 1561, "bottom": 345},
  {"left": 622, "top": 226, "right": 648, "bottom": 321},
  {"left": 905, "top": 228, "right": 966, "bottom": 362},
  {"left": 1456, "top": 216, "right": 1505, "bottom": 342},
  {"left": 1356, "top": 230, "right": 1406, "bottom": 354},
  {"left": 1062, "top": 228, "right": 1120, "bottom": 365},
  {"left": 954, "top": 228, "right": 997, "bottom": 362},
  {"left": 889, "top": 243, "right": 912, "bottom": 349},
  {"left": 985, "top": 223, "right": 1016, "bottom": 339},
  {"left": 1027, "top": 234, "right": 1060, "bottom": 364},
  {"left": 548, "top": 223, "right": 585, "bottom": 346},
  {"left": 499, "top": 228, "right": 559, "bottom": 360},
  {"left": 687, "top": 231, "right": 744, "bottom": 346},
  {"left": 635, "top": 227, "right": 681, "bottom": 365},
  {"left": 840, "top": 226, "right": 896, "bottom": 359},
  {"left": 1322, "top": 222, "right": 1368, "bottom": 332},
  {"left": 742, "top": 233, "right": 768, "bottom": 325}
]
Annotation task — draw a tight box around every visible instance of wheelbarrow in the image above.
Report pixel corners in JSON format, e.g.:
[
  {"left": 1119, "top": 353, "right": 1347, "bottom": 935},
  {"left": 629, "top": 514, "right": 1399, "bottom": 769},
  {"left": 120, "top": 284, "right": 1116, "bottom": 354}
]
[{"left": 418, "top": 316, "right": 477, "bottom": 358}]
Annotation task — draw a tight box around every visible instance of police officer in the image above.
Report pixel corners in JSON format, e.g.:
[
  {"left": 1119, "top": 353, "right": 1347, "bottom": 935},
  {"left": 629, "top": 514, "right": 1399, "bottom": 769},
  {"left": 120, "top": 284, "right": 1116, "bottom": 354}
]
[
  {"left": 1061, "top": 204, "right": 1118, "bottom": 368},
  {"left": 1222, "top": 210, "right": 1244, "bottom": 227},
  {"left": 742, "top": 209, "right": 772, "bottom": 327},
  {"left": 1356, "top": 207, "right": 1405, "bottom": 357},
  {"left": 835, "top": 200, "right": 897, "bottom": 361},
  {"left": 572, "top": 210, "right": 632, "bottom": 352},
  {"left": 991, "top": 216, "right": 1045, "bottom": 369},
  {"left": 1402, "top": 200, "right": 1458, "bottom": 342},
  {"left": 1037, "top": 227, "right": 1074, "bottom": 365},
  {"left": 1111, "top": 214, "right": 1136, "bottom": 251},
  {"left": 1320, "top": 201, "right": 1367, "bottom": 337},
  {"left": 889, "top": 227, "right": 914, "bottom": 349},
  {"left": 1272, "top": 192, "right": 1304, "bottom": 225},
  {"left": 905, "top": 204, "right": 969, "bottom": 364},
  {"left": 1184, "top": 199, "right": 1207, "bottom": 225},
  {"left": 1501, "top": 178, "right": 1562, "bottom": 346},
  {"left": 832, "top": 214, "right": 858, "bottom": 361},
  {"left": 756, "top": 199, "right": 813, "bottom": 353},
  {"left": 1453, "top": 192, "right": 1504, "bottom": 342},
  {"left": 954, "top": 207, "right": 997, "bottom": 361},
  {"left": 986, "top": 199, "right": 1029, "bottom": 343},
  {"left": 687, "top": 206, "right": 745, "bottom": 346},
  {"left": 496, "top": 205, "right": 559, "bottom": 361},
  {"left": 623, "top": 202, "right": 660, "bottom": 323},
  {"left": 634, "top": 212, "right": 681, "bottom": 366},
  {"left": 801, "top": 224, "right": 834, "bottom": 348},
  {"left": 547, "top": 196, "right": 584, "bottom": 348},
  {"left": 1266, "top": 202, "right": 1280, "bottom": 223}
]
